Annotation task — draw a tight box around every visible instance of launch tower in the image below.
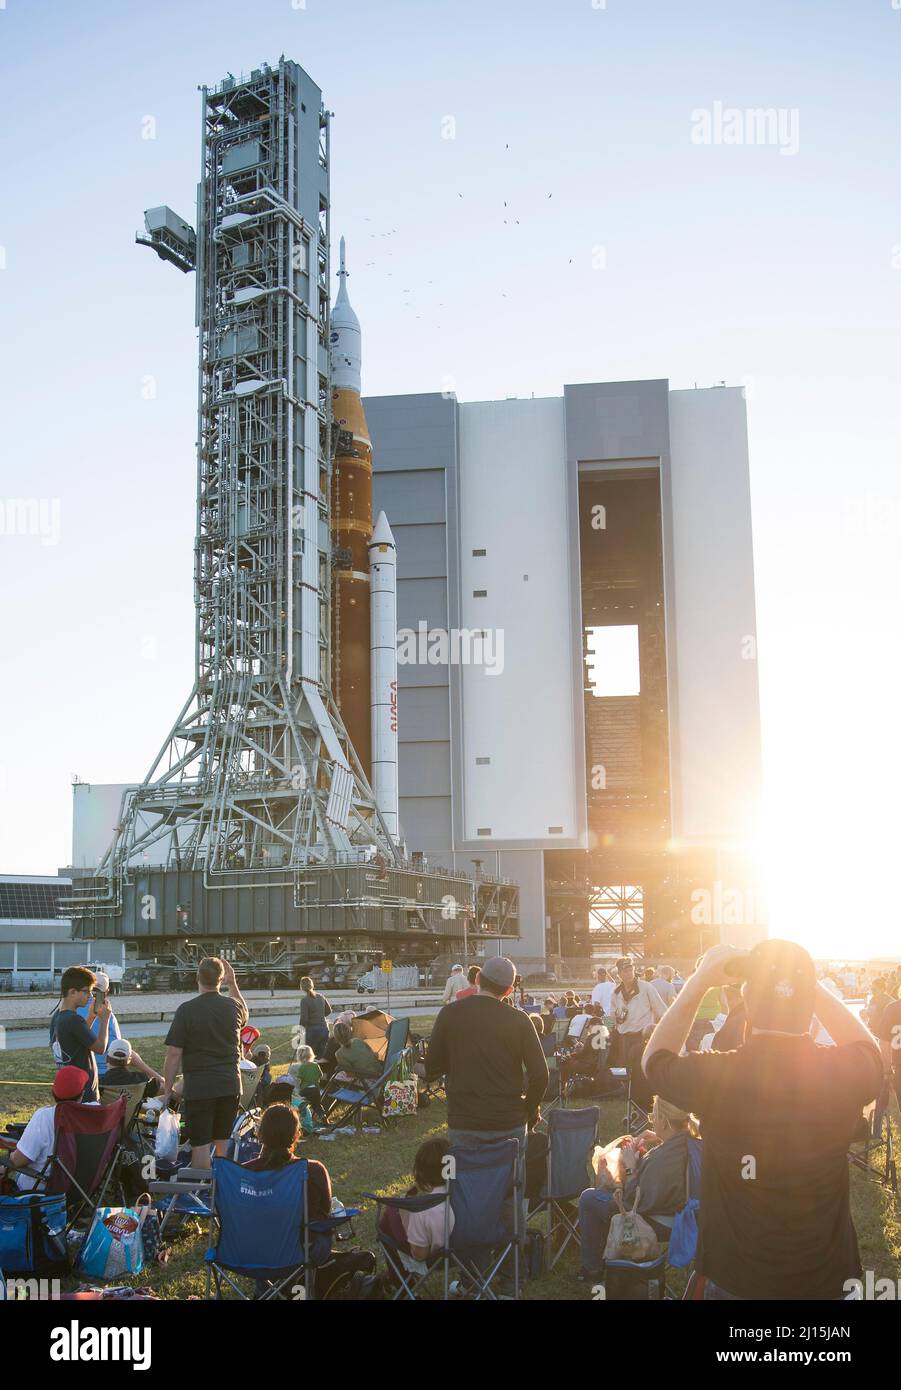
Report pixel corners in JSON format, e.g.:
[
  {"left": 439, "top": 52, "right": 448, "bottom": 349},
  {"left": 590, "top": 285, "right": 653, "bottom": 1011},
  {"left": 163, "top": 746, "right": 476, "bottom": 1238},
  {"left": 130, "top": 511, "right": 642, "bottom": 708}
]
[{"left": 64, "top": 60, "right": 517, "bottom": 967}]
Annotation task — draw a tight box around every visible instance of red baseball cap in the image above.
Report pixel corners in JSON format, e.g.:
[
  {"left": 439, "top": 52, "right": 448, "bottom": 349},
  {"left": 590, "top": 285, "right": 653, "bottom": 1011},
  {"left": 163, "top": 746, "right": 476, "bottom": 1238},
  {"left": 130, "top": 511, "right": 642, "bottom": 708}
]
[{"left": 53, "top": 1066, "right": 89, "bottom": 1100}]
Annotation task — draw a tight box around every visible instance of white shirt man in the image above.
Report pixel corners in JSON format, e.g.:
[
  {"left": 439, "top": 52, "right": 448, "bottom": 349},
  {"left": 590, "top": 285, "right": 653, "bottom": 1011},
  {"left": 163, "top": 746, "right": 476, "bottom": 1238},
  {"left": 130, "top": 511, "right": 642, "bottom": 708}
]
[
  {"left": 2, "top": 1065, "right": 94, "bottom": 1191},
  {"left": 591, "top": 976, "right": 615, "bottom": 1014},
  {"left": 442, "top": 966, "right": 467, "bottom": 1005},
  {"left": 652, "top": 971, "right": 677, "bottom": 1008}
]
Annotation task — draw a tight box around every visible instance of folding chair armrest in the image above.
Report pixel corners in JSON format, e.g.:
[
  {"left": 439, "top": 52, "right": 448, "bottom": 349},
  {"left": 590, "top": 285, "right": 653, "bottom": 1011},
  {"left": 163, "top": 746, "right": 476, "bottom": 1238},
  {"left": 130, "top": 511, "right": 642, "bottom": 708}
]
[
  {"left": 308, "top": 1208, "right": 360, "bottom": 1235},
  {"left": 0, "top": 1153, "right": 44, "bottom": 1182},
  {"left": 148, "top": 1180, "right": 211, "bottom": 1198}
]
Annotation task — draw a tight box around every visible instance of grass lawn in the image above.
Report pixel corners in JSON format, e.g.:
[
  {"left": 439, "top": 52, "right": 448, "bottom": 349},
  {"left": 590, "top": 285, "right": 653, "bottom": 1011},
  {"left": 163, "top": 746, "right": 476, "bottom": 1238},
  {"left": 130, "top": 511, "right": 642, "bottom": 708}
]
[{"left": 2, "top": 1018, "right": 899, "bottom": 1301}]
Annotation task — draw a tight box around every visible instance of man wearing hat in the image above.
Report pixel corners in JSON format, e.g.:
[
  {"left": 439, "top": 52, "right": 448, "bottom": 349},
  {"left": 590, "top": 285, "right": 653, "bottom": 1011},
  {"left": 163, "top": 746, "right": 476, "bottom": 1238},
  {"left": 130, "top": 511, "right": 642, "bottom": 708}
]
[
  {"left": 426, "top": 955, "right": 548, "bottom": 1153},
  {"left": 442, "top": 963, "right": 468, "bottom": 1005},
  {"left": 609, "top": 957, "right": 667, "bottom": 1112},
  {"left": 104, "top": 1038, "right": 164, "bottom": 1096},
  {"left": 643, "top": 939, "right": 882, "bottom": 1301},
  {"left": 0, "top": 1066, "right": 92, "bottom": 1191}
]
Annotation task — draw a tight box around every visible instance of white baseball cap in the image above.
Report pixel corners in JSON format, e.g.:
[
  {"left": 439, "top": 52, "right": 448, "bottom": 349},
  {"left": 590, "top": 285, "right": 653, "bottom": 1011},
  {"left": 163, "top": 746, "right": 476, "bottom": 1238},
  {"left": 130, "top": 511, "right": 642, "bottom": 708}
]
[{"left": 93, "top": 972, "right": 110, "bottom": 993}]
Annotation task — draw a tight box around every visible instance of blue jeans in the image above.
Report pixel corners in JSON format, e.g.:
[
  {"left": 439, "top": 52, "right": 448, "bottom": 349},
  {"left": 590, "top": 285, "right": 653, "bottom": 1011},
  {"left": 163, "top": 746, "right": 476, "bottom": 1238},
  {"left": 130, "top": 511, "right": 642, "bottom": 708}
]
[{"left": 578, "top": 1189, "right": 616, "bottom": 1275}]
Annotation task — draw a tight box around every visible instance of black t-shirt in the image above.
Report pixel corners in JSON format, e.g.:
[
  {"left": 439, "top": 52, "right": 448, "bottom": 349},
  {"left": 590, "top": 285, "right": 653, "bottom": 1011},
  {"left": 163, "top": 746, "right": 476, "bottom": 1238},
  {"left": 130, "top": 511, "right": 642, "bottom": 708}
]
[
  {"left": 425, "top": 995, "right": 549, "bottom": 1131},
  {"left": 875, "top": 998, "right": 901, "bottom": 1074},
  {"left": 102, "top": 1066, "right": 159, "bottom": 1098},
  {"left": 50, "top": 1009, "right": 99, "bottom": 1102},
  {"left": 646, "top": 1035, "right": 882, "bottom": 1300},
  {"left": 165, "top": 991, "right": 249, "bottom": 1101}
]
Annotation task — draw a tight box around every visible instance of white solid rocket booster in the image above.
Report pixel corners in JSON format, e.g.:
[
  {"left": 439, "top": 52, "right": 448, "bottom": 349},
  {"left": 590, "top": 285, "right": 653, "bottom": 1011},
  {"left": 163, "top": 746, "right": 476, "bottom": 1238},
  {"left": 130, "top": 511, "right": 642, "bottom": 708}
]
[{"left": 369, "top": 510, "right": 399, "bottom": 838}]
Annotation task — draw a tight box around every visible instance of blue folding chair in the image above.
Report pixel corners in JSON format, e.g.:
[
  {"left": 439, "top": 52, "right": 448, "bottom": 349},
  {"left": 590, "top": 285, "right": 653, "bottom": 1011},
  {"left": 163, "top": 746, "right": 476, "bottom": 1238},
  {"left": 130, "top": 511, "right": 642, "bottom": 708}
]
[
  {"left": 533, "top": 1106, "right": 599, "bottom": 1269},
  {"left": 443, "top": 1137, "right": 522, "bottom": 1301},
  {"left": 365, "top": 1189, "right": 448, "bottom": 1300},
  {"left": 204, "top": 1157, "right": 355, "bottom": 1300},
  {"left": 321, "top": 1048, "right": 410, "bottom": 1131}
]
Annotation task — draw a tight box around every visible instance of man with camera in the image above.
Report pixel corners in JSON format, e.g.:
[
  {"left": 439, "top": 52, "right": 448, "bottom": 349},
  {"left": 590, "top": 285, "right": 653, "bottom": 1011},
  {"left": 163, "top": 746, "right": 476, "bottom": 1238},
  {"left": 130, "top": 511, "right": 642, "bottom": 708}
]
[
  {"left": 643, "top": 940, "right": 882, "bottom": 1300},
  {"left": 610, "top": 957, "right": 667, "bottom": 1113},
  {"left": 49, "top": 967, "right": 112, "bottom": 1103}
]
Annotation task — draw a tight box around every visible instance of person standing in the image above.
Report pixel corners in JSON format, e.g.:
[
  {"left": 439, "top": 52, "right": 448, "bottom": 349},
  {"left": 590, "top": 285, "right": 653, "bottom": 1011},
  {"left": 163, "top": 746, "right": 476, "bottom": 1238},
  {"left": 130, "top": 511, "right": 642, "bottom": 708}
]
[
  {"left": 591, "top": 968, "right": 615, "bottom": 1016},
  {"left": 425, "top": 956, "right": 548, "bottom": 1153},
  {"left": 49, "top": 967, "right": 111, "bottom": 1103},
  {"left": 77, "top": 971, "right": 121, "bottom": 1082},
  {"left": 298, "top": 976, "right": 332, "bottom": 1054},
  {"left": 454, "top": 965, "right": 481, "bottom": 1001},
  {"left": 442, "top": 964, "right": 468, "bottom": 1005},
  {"left": 162, "top": 956, "right": 248, "bottom": 1169},
  {"left": 610, "top": 958, "right": 666, "bottom": 1113},
  {"left": 651, "top": 966, "right": 677, "bottom": 1009},
  {"left": 643, "top": 940, "right": 882, "bottom": 1300}
]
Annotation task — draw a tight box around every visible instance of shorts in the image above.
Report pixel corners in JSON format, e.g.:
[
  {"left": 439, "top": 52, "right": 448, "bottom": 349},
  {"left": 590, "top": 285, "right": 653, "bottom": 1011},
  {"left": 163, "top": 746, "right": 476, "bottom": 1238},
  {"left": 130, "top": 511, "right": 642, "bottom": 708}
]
[{"left": 183, "top": 1094, "right": 239, "bottom": 1146}]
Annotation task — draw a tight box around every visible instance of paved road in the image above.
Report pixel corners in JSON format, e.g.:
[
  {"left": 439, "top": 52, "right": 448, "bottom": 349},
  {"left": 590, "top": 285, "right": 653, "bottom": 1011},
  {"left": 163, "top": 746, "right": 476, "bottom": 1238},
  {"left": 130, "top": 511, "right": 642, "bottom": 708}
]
[{"left": 1, "top": 1004, "right": 441, "bottom": 1052}]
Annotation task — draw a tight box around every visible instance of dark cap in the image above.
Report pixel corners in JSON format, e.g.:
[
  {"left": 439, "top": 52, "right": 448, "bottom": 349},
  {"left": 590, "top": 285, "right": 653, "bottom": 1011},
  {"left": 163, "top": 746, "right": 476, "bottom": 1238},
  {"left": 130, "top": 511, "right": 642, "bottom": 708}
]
[
  {"left": 617, "top": 957, "right": 635, "bottom": 971},
  {"left": 479, "top": 956, "right": 517, "bottom": 992},
  {"left": 742, "top": 939, "right": 815, "bottom": 1033}
]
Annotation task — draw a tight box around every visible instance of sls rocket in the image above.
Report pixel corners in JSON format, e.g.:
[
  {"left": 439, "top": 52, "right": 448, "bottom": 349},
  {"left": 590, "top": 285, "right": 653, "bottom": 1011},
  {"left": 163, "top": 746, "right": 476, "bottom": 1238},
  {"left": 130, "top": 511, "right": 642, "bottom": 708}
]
[
  {"left": 369, "top": 511, "right": 399, "bottom": 838},
  {"left": 330, "top": 239, "right": 399, "bottom": 839},
  {"left": 330, "top": 238, "right": 373, "bottom": 776}
]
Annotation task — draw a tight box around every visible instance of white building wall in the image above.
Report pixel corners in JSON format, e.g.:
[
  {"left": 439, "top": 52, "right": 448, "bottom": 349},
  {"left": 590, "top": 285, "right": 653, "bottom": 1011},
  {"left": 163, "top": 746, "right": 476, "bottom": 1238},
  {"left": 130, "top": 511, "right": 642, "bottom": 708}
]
[
  {"left": 457, "top": 398, "right": 581, "bottom": 846},
  {"left": 667, "top": 387, "right": 762, "bottom": 843}
]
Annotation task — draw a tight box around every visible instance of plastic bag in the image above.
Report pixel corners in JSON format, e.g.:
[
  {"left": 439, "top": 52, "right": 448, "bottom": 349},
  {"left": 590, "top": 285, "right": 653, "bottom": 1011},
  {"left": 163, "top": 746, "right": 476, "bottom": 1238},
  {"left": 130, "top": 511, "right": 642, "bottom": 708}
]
[
  {"left": 154, "top": 1108, "right": 180, "bottom": 1164},
  {"left": 78, "top": 1196, "right": 151, "bottom": 1280},
  {"left": 668, "top": 1197, "right": 699, "bottom": 1267},
  {"left": 591, "top": 1138, "right": 640, "bottom": 1192}
]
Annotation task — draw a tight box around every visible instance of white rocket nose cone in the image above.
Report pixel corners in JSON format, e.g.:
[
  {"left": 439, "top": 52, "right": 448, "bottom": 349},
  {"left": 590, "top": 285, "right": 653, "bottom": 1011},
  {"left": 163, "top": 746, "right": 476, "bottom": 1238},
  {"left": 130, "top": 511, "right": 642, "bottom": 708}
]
[{"left": 369, "top": 510, "right": 396, "bottom": 549}]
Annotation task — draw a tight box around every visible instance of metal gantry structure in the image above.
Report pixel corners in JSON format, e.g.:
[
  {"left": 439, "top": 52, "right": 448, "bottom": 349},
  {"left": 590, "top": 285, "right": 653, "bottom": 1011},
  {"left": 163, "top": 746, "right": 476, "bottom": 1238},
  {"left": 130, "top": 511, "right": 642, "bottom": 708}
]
[{"left": 65, "top": 60, "right": 518, "bottom": 964}]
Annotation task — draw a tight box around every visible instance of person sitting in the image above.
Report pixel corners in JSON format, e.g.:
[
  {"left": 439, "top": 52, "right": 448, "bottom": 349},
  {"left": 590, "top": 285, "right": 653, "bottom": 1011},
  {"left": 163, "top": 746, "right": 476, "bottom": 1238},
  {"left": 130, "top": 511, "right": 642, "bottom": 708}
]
[
  {"left": 577, "top": 1096, "right": 701, "bottom": 1280},
  {"left": 288, "top": 1045, "right": 324, "bottom": 1114},
  {"left": 103, "top": 1038, "right": 164, "bottom": 1097},
  {"left": 251, "top": 1044, "right": 273, "bottom": 1106},
  {"left": 0, "top": 1067, "right": 92, "bottom": 1192},
  {"left": 333, "top": 1022, "right": 383, "bottom": 1081},
  {"left": 539, "top": 997, "right": 558, "bottom": 1033},
  {"left": 378, "top": 1135, "right": 455, "bottom": 1274},
  {"left": 242, "top": 1104, "right": 333, "bottom": 1263},
  {"left": 564, "top": 992, "right": 582, "bottom": 1020}
]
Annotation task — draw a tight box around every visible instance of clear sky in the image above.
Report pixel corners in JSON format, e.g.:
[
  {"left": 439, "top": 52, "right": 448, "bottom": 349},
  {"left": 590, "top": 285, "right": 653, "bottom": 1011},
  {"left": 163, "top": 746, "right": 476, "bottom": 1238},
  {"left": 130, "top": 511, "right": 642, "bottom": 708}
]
[{"left": 1, "top": 0, "right": 899, "bottom": 959}]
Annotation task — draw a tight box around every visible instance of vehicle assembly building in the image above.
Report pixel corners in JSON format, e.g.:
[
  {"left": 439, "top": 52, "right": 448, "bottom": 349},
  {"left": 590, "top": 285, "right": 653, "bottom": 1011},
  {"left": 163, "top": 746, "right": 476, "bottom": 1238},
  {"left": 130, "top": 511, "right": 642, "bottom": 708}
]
[
  {"left": 365, "top": 381, "right": 764, "bottom": 969},
  {"left": 62, "top": 55, "right": 763, "bottom": 979}
]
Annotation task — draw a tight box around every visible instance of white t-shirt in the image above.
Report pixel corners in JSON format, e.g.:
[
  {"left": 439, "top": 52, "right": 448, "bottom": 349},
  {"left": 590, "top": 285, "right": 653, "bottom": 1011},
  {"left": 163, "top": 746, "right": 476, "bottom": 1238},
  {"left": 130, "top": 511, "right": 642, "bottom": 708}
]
[
  {"left": 403, "top": 1185, "right": 454, "bottom": 1258},
  {"left": 591, "top": 981, "right": 615, "bottom": 1013},
  {"left": 12, "top": 1106, "right": 56, "bottom": 1190}
]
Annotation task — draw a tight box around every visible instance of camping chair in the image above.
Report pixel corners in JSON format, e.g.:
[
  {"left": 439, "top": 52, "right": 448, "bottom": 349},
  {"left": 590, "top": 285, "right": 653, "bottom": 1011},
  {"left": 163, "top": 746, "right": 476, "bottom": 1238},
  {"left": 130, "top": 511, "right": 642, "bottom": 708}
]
[
  {"left": 238, "top": 1065, "right": 266, "bottom": 1114},
  {"left": 320, "top": 1048, "right": 410, "bottom": 1131},
  {"left": 204, "top": 1156, "right": 356, "bottom": 1300},
  {"left": 443, "top": 1137, "right": 523, "bottom": 1301},
  {"left": 532, "top": 1106, "right": 599, "bottom": 1270},
  {"left": 10, "top": 1096, "right": 128, "bottom": 1231},
  {"left": 365, "top": 1189, "right": 447, "bottom": 1300},
  {"left": 603, "top": 1136, "right": 702, "bottom": 1301},
  {"left": 148, "top": 1167, "right": 214, "bottom": 1240},
  {"left": 386, "top": 1016, "right": 410, "bottom": 1057},
  {"left": 849, "top": 1090, "right": 897, "bottom": 1194},
  {"left": 416, "top": 1037, "right": 446, "bottom": 1104},
  {"left": 100, "top": 1082, "right": 148, "bottom": 1141}
]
